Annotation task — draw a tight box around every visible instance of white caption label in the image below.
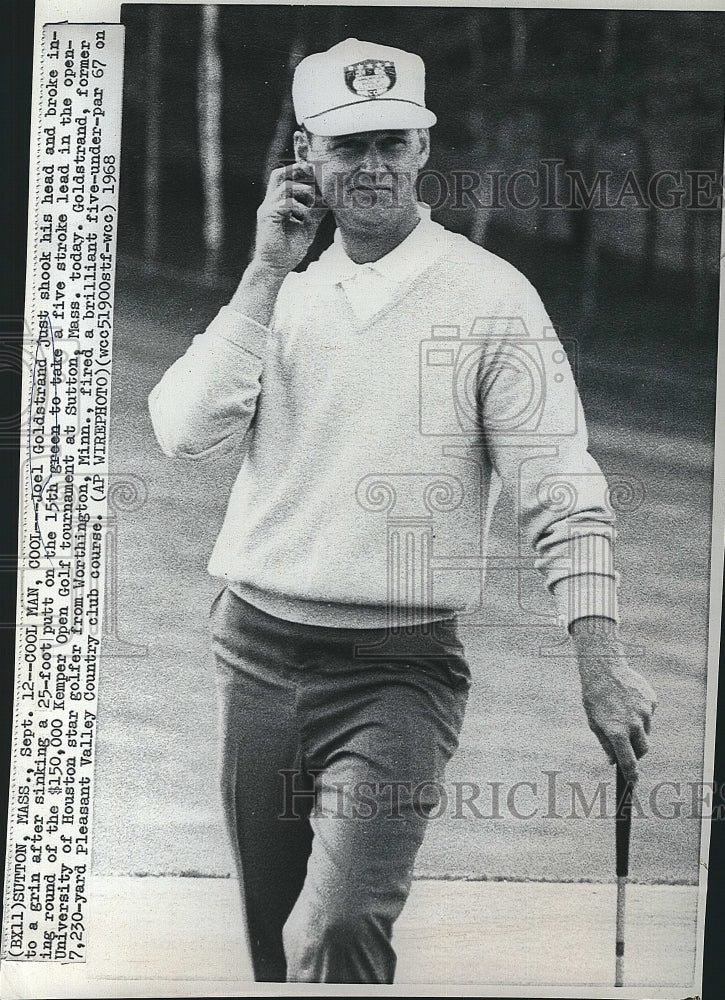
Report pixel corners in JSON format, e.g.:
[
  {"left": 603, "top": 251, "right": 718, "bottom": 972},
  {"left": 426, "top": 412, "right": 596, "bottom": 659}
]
[{"left": 2, "top": 22, "right": 125, "bottom": 964}]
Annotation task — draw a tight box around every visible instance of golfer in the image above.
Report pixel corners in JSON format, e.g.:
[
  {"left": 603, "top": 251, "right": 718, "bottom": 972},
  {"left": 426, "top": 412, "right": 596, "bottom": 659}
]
[{"left": 148, "top": 37, "right": 657, "bottom": 985}]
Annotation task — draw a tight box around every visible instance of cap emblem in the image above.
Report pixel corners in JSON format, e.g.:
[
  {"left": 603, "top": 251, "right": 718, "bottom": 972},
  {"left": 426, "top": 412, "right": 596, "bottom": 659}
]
[{"left": 344, "top": 60, "right": 396, "bottom": 99}]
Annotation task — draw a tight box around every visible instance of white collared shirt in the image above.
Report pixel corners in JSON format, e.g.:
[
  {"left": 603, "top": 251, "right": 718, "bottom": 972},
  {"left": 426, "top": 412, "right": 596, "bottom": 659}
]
[
  {"left": 150, "top": 202, "right": 620, "bottom": 630},
  {"left": 309, "top": 203, "right": 450, "bottom": 324}
]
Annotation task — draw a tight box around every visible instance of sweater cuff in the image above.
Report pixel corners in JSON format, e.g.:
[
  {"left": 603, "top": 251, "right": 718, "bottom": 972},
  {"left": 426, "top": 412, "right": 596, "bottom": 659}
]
[
  {"left": 206, "top": 304, "right": 269, "bottom": 359},
  {"left": 550, "top": 571, "right": 621, "bottom": 631}
]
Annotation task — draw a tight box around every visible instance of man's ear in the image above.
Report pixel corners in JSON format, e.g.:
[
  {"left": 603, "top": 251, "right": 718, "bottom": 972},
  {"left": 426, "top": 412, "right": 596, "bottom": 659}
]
[
  {"left": 293, "top": 129, "right": 309, "bottom": 163},
  {"left": 417, "top": 128, "right": 431, "bottom": 169}
]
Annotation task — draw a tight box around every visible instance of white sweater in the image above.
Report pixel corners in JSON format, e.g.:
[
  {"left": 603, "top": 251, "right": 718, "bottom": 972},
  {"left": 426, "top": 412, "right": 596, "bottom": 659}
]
[{"left": 148, "top": 214, "right": 620, "bottom": 630}]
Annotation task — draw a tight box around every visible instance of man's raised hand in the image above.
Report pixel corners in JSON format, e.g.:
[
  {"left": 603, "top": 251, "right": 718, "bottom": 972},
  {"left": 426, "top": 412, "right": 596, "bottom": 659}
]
[{"left": 253, "top": 162, "right": 327, "bottom": 274}]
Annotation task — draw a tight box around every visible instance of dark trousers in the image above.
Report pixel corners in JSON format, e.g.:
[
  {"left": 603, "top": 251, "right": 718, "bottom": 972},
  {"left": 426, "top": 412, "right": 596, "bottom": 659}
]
[{"left": 210, "top": 587, "right": 471, "bottom": 984}]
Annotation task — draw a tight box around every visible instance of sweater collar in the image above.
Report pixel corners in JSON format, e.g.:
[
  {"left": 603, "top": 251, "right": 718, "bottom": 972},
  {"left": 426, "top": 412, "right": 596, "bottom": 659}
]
[{"left": 312, "top": 203, "right": 448, "bottom": 286}]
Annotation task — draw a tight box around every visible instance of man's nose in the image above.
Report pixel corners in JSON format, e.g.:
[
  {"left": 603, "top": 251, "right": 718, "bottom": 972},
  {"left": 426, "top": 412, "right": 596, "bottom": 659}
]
[{"left": 358, "top": 144, "right": 387, "bottom": 174}]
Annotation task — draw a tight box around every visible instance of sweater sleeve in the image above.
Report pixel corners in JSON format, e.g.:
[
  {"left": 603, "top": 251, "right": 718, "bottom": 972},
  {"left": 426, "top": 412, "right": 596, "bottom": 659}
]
[
  {"left": 148, "top": 305, "right": 269, "bottom": 460},
  {"left": 476, "top": 276, "right": 620, "bottom": 631}
]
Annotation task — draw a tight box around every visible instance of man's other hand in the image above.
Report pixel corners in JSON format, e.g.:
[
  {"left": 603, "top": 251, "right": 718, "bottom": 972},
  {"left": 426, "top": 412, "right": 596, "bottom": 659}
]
[{"left": 570, "top": 616, "right": 658, "bottom": 784}]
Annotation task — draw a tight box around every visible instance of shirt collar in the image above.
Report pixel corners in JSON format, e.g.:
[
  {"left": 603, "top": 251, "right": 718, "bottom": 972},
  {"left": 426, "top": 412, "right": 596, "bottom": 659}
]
[{"left": 311, "top": 203, "right": 449, "bottom": 286}]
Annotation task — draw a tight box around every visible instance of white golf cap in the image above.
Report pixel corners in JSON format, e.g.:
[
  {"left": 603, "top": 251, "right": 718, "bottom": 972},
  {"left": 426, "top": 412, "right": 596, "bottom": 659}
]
[{"left": 292, "top": 38, "right": 437, "bottom": 137}]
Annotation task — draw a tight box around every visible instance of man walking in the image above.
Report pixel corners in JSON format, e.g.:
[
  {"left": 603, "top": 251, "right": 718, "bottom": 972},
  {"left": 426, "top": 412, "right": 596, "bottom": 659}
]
[{"left": 148, "top": 37, "right": 656, "bottom": 985}]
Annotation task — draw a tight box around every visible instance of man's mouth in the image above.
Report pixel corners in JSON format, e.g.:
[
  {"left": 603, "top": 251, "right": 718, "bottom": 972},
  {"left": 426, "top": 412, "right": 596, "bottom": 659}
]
[{"left": 350, "top": 184, "right": 394, "bottom": 194}]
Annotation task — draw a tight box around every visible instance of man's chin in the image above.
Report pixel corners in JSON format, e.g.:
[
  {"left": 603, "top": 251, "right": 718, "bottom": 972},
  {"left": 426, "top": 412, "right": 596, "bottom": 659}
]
[{"left": 336, "top": 198, "right": 414, "bottom": 230}]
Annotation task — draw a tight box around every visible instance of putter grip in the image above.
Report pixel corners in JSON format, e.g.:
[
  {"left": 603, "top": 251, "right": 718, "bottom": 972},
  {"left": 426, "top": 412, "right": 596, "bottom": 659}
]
[{"left": 615, "top": 766, "right": 632, "bottom": 878}]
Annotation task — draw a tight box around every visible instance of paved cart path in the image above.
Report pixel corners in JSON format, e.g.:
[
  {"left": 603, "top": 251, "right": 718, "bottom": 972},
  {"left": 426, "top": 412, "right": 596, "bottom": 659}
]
[{"left": 0, "top": 877, "right": 700, "bottom": 996}]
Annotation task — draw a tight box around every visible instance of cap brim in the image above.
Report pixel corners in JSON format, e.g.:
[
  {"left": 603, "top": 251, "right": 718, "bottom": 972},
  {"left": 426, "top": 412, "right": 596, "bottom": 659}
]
[{"left": 303, "top": 100, "right": 436, "bottom": 137}]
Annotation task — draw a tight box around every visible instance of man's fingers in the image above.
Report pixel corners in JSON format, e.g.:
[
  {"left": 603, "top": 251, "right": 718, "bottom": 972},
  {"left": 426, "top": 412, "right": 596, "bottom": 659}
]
[
  {"left": 264, "top": 187, "right": 315, "bottom": 219},
  {"left": 289, "top": 162, "right": 317, "bottom": 182},
  {"left": 607, "top": 730, "right": 639, "bottom": 783},
  {"left": 640, "top": 692, "right": 657, "bottom": 735},
  {"left": 270, "top": 162, "right": 316, "bottom": 187},
  {"left": 630, "top": 724, "right": 649, "bottom": 759},
  {"left": 580, "top": 663, "right": 656, "bottom": 780},
  {"left": 268, "top": 164, "right": 294, "bottom": 189},
  {"left": 272, "top": 200, "right": 308, "bottom": 225},
  {"left": 280, "top": 182, "right": 317, "bottom": 207}
]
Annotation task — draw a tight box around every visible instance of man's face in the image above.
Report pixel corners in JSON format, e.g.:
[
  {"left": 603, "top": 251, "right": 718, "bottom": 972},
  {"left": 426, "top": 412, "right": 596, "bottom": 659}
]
[{"left": 295, "top": 128, "right": 430, "bottom": 230}]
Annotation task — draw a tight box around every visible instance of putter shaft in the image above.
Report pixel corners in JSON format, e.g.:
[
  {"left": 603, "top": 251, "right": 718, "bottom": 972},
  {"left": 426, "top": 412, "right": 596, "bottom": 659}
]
[{"left": 615, "top": 875, "right": 626, "bottom": 987}]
